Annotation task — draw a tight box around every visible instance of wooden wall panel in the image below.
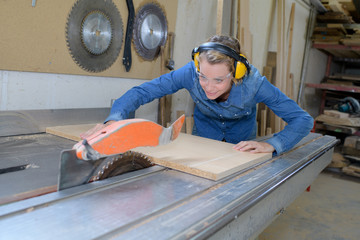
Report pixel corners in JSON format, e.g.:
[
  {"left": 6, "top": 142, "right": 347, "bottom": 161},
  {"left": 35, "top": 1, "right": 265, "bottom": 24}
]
[{"left": 0, "top": 0, "right": 178, "bottom": 79}]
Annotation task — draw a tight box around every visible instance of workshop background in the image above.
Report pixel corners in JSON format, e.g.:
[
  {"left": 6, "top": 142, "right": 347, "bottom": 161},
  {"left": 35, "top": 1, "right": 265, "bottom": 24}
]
[
  {"left": 0, "top": 0, "right": 360, "bottom": 239},
  {"left": 0, "top": 0, "right": 319, "bottom": 122}
]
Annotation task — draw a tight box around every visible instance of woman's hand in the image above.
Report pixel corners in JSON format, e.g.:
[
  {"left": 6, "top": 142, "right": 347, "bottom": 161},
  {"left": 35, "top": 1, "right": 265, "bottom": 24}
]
[
  {"left": 80, "top": 120, "right": 116, "bottom": 140},
  {"left": 233, "top": 141, "right": 275, "bottom": 153}
]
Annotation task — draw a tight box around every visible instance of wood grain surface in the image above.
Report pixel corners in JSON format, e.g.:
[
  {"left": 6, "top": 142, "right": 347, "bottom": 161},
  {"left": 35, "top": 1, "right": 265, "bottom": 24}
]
[
  {"left": 47, "top": 124, "right": 272, "bottom": 181},
  {"left": 134, "top": 133, "right": 272, "bottom": 180}
]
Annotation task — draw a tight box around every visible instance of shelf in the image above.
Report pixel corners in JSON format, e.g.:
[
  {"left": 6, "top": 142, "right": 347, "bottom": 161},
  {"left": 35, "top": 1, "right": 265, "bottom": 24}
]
[
  {"left": 312, "top": 43, "right": 360, "bottom": 58},
  {"left": 313, "top": 43, "right": 360, "bottom": 50},
  {"left": 306, "top": 83, "right": 360, "bottom": 93}
]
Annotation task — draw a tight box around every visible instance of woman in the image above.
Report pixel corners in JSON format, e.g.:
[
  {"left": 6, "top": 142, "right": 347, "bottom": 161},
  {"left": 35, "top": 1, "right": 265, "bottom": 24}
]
[{"left": 100, "top": 35, "right": 314, "bottom": 155}]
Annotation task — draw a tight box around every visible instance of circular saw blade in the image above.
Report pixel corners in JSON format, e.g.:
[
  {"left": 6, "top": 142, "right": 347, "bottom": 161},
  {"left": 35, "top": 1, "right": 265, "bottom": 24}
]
[
  {"left": 133, "top": 3, "right": 168, "bottom": 61},
  {"left": 89, "top": 151, "right": 154, "bottom": 182},
  {"left": 66, "top": 0, "right": 123, "bottom": 72},
  {"left": 81, "top": 11, "right": 112, "bottom": 55}
]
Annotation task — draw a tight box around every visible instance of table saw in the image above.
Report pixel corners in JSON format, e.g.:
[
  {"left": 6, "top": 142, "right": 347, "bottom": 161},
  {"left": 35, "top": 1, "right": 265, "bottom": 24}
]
[{"left": 0, "top": 109, "right": 338, "bottom": 240}]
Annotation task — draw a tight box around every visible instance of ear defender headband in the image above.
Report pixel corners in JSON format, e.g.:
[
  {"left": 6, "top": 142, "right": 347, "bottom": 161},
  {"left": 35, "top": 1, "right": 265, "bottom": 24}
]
[{"left": 191, "top": 42, "right": 250, "bottom": 79}]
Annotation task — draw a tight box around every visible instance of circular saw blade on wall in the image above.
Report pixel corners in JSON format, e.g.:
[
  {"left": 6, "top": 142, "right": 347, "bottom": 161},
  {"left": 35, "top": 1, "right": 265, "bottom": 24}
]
[
  {"left": 66, "top": 0, "right": 123, "bottom": 72},
  {"left": 133, "top": 2, "right": 168, "bottom": 61}
]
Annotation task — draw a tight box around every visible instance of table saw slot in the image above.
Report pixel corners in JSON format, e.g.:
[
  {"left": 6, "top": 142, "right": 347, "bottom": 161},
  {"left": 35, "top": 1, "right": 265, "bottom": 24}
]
[{"left": 0, "top": 164, "right": 30, "bottom": 174}]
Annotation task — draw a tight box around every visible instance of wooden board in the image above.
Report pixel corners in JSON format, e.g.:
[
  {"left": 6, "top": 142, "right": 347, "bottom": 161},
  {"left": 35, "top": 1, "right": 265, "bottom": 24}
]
[
  {"left": 46, "top": 124, "right": 97, "bottom": 141},
  {"left": 342, "top": 164, "right": 360, "bottom": 178},
  {"left": 134, "top": 133, "right": 272, "bottom": 181},
  {"left": 47, "top": 124, "right": 272, "bottom": 181},
  {"left": 316, "top": 114, "right": 360, "bottom": 127}
]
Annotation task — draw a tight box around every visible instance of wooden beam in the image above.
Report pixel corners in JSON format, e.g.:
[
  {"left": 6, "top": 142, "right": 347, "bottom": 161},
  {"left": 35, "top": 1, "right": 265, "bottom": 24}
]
[
  {"left": 185, "top": 116, "right": 194, "bottom": 134},
  {"left": 238, "top": 0, "right": 252, "bottom": 61},
  {"left": 217, "top": 0, "right": 224, "bottom": 35},
  {"left": 260, "top": 109, "right": 267, "bottom": 137},
  {"left": 275, "top": 0, "right": 286, "bottom": 132},
  {"left": 158, "top": 46, "right": 172, "bottom": 126},
  {"left": 286, "top": 3, "right": 295, "bottom": 100}
]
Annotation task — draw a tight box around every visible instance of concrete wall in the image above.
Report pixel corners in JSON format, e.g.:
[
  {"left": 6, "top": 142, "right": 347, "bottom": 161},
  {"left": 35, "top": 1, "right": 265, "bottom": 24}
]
[{"left": 0, "top": 0, "right": 325, "bottom": 123}]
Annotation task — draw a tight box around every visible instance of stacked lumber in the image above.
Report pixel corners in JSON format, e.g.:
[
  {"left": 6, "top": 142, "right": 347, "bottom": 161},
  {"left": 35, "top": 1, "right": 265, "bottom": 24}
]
[
  {"left": 315, "top": 109, "right": 360, "bottom": 127},
  {"left": 317, "top": 11, "right": 353, "bottom": 23},
  {"left": 316, "top": 111, "right": 360, "bottom": 177},
  {"left": 342, "top": 164, "right": 360, "bottom": 177},
  {"left": 313, "top": 1, "right": 360, "bottom": 48},
  {"left": 341, "top": 28, "right": 360, "bottom": 45},
  {"left": 326, "top": 73, "right": 360, "bottom": 87},
  {"left": 341, "top": 135, "right": 360, "bottom": 177},
  {"left": 326, "top": 134, "right": 360, "bottom": 179},
  {"left": 342, "top": 135, "right": 360, "bottom": 156},
  {"left": 312, "top": 24, "right": 346, "bottom": 44},
  {"left": 320, "top": 0, "right": 358, "bottom": 22}
]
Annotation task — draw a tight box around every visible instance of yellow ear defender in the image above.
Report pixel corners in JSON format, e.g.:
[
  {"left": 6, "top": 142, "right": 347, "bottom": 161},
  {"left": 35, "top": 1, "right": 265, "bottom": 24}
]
[{"left": 191, "top": 42, "right": 250, "bottom": 79}]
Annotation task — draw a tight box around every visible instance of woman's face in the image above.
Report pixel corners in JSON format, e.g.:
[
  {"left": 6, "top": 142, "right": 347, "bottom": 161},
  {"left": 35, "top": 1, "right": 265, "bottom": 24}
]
[{"left": 198, "top": 59, "right": 232, "bottom": 100}]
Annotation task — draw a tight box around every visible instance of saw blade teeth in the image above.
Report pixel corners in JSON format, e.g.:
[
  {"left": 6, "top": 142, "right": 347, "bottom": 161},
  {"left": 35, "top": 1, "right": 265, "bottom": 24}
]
[
  {"left": 65, "top": 0, "right": 123, "bottom": 72},
  {"left": 133, "top": 2, "right": 168, "bottom": 61},
  {"left": 89, "top": 151, "right": 154, "bottom": 182}
]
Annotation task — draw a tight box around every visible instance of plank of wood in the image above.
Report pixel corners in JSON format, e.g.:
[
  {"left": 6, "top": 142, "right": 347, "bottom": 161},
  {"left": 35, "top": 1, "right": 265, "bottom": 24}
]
[
  {"left": 216, "top": 0, "right": 224, "bottom": 35},
  {"left": 338, "top": 0, "right": 356, "bottom": 11},
  {"left": 324, "top": 109, "right": 350, "bottom": 118},
  {"left": 344, "top": 135, "right": 360, "bottom": 149},
  {"left": 263, "top": 66, "right": 274, "bottom": 83},
  {"left": 327, "top": 23, "right": 347, "bottom": 34},
  {"left": 46, "top": 123, "right": 97, "bottom": 141},
  {"left": 340, "top": 38, "right": 360, "bottom": 46},
  {"left": 238, "top": 0, "right": 252, "bottom": 61},
  {"left": 134, "top": 133, "right": 272, "bottom": 181},
  {"left": 329, "top": 0, "right": 350, "bottom": 15},
  {"left": 286, "top": 3, "right": 295, "bottom": 100},
  {"left": 47, "top": 124, "right": 272, "bottom": 181},
  {"left": 342, "top": 164, "right": 360, "bottom": 178},
  {"left": 315, "top": 122, "right": 358, "bottom": 134},
  {"left": 260, "top": 109, "right": 267, "bottom": 137},
  {"left": 316, "top": 114, "right": 360, "bottom": 127},
  {"left": 185, "top": 116, "right": 194, "bottom": 134},
  {"left": 332, "top": 73, "right": 360, "bottom": 82},
  {"left": 275, "top": 0, "right": 286, "bottom": 132},
  {"left": 266, "top": 127, "right": 272, "bottom": 135}
]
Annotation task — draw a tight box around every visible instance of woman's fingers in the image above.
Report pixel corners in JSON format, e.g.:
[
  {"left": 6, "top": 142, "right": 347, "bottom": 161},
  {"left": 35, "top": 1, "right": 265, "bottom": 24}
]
[{"left": 233, "top": 141, "right": 274, "bottom": 153}]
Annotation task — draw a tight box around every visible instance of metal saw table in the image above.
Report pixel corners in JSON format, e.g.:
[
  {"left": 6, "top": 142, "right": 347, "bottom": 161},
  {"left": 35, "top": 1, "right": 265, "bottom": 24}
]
[{"left": 0, "top": 110, "right": 338, "bottom": 240}]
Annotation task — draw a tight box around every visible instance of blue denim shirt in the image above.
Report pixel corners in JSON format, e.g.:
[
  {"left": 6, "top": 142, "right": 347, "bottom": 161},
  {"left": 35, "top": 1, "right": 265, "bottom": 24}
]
[{"left": 106, "top": 61, "right": 314, "bottom": 155}]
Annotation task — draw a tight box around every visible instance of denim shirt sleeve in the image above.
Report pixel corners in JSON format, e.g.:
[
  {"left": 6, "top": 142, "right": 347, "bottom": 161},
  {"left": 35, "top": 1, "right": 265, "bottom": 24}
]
[
  {"left": 105, "top": 62, "right": 195, "bottom": 122},
  {"left": 253, "top": 70, "right": 314, "bottom": 155}
]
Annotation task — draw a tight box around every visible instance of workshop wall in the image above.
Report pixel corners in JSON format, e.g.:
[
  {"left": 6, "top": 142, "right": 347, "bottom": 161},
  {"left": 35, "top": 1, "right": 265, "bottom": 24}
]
[
  {"left": 0, "top": 0, "right": 324, "bottom": 123},
  {"left": 0, "top": 0, "right": 178, "bottom": 79}
]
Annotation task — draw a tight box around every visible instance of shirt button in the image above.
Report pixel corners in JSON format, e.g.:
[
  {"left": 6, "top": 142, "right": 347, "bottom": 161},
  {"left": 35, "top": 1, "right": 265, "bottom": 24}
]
[{"left": 222, "top": 122, "right": 225, "bottom": 125}]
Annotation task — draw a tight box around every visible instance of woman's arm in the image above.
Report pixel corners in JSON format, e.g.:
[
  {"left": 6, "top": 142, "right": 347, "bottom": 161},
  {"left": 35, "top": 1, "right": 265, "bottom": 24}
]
[
  {"left": 255, "top": 79, "right": 314, "bottom": 155},
  {"left": 105, "top": 62, "right": 195, "bottom": 122}
]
